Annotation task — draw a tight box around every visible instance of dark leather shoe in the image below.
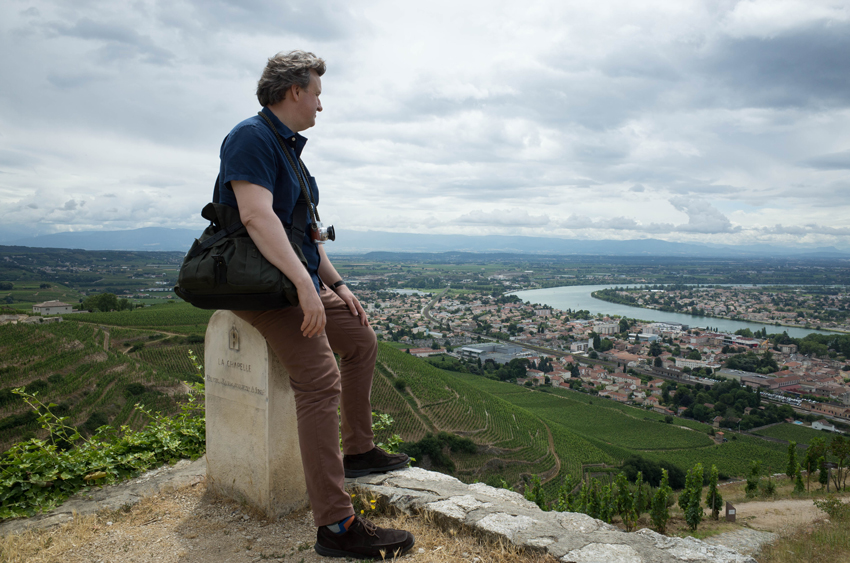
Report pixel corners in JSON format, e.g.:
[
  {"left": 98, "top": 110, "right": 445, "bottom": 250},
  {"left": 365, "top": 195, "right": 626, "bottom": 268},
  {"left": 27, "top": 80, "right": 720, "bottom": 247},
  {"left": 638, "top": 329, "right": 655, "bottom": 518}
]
[
  {"left": 343, "top": 447, "right": 410, "bottom": 478},
  {"left": 315, "top": 516, "right": 415, "bottom": 559}
]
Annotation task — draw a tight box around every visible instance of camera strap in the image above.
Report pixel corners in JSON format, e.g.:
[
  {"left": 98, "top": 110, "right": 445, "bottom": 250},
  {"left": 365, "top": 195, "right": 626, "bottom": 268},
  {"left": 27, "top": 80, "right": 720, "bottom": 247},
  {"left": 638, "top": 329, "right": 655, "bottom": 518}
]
[{"left": 257, "top": 111, "right": 321, "bottom": 232}]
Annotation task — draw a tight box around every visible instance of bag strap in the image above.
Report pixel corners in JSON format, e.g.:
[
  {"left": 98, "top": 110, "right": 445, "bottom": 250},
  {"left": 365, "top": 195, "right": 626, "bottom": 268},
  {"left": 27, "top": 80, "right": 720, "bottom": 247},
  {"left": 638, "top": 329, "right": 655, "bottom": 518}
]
[{"left": 256, "top": 111, "right": 321, "bottom": 227}]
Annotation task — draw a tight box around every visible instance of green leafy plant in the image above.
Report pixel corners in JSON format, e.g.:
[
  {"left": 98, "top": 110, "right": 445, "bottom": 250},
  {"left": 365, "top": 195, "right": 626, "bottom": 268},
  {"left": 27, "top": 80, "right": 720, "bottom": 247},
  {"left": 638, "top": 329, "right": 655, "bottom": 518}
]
[
  {"left": 650, "top": 468, "right": 672, "bottom": 534},
  {"left": 0, "top": 383, "right": 205, "bottom": 520},
  {"left": 813, "top": 496, "right": 850, "bottom": 521}
]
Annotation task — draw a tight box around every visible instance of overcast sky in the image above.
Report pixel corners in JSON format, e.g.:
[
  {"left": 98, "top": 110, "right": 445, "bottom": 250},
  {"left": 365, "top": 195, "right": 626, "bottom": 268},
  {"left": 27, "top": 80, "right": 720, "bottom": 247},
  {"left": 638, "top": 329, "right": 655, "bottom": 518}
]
[{"left": 1, "top": 0, "right": 849, "bottom": 249}]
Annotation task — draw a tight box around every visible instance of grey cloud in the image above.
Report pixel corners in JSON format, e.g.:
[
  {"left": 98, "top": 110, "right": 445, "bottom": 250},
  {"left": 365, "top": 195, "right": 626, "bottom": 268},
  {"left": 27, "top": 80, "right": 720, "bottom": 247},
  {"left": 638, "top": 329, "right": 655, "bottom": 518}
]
[
  {"left": 0, "top": 149, "right": 40, "bottom": 168},
  {"left": 172, "top": 0, "right": 353, "bottom": 41},
  {"left": 629, "top": 184, "right": 645, "bottom": 192},
  {"left": 703, "top": 23, "right": 850, "bottom": 108},
  {"left": 47, "top": 17, "right": 175, "bottom": 65},
  {"left": 799, "top": 150, "right": 850, "bottom": 170},
  {"left": 63, "top": 200, "right": 78, "bottom": 210},
  {"left": 47, "top": 71, "right": 107, "bottom": 89},
  {"left": 21, "top": 7, "right": 40, "bottom": 17}
]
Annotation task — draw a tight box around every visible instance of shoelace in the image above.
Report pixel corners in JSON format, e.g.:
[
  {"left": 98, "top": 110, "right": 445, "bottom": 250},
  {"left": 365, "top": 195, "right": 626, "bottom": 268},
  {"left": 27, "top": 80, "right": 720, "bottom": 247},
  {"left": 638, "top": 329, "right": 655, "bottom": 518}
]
[{"left": 359, "top": 517, "right": 378, "bottom": 537}]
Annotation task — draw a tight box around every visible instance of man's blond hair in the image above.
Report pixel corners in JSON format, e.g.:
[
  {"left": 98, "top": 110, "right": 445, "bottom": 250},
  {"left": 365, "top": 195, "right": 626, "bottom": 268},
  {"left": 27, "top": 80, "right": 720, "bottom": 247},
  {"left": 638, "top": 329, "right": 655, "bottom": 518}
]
[{"left": 256, "top": 50, "right": 326, "bottom": 107}]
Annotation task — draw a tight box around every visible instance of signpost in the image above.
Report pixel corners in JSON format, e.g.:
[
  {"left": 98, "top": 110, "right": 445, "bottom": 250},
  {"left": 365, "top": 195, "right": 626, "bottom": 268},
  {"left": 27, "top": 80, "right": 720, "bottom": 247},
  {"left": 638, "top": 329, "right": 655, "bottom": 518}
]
[{"left": 726, "top": 501, "right": 736, "bottom": 522}]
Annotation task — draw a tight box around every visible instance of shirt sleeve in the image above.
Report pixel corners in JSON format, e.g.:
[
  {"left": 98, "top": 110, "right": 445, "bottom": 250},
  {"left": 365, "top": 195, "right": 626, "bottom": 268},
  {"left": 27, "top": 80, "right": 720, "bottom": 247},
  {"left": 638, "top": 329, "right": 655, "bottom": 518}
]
[{"left": 220, "top": 123, "right": 279, "bottom": 192}]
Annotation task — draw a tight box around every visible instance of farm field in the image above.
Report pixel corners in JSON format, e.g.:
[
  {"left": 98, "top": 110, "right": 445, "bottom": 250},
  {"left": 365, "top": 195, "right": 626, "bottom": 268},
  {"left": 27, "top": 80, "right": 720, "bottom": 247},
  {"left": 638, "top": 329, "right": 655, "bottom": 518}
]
[
  {"left": 751, "top": 422, "right": 836, "bottom": 446},
  {"left": 72, "top": 302, "right": 214, "bottom": 335},
  {"left": 453, "top": 371, "right": 794, "bottom": 483}
]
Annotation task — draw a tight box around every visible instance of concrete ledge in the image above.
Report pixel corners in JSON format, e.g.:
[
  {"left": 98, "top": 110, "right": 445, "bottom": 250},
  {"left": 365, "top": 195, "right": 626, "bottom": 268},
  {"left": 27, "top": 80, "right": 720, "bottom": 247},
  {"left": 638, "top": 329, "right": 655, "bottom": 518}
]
[{"left": 352, "top": 467, "right": 758, "bottom": 563}]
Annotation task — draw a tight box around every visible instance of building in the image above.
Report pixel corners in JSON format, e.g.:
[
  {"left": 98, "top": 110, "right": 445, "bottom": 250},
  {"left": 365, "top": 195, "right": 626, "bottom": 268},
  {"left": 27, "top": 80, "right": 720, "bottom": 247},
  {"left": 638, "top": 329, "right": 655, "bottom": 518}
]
[
  {"left": 594, "top": 322, "right": 619, "bottom": 335},
  {"left": 812, "top": 419, "right": 837, "bottom": 432},
  {"left": 459, "top": 343, "right": 530, "bottom": 365},
  {"left": 570, "top": 341, "right": 590, "bottom": 353},
  {"left": 32, "top": 300, "right": 73, "bottom": 315},
  {"left": 673, "top": 358, "right": 722, "bottom": 371}
]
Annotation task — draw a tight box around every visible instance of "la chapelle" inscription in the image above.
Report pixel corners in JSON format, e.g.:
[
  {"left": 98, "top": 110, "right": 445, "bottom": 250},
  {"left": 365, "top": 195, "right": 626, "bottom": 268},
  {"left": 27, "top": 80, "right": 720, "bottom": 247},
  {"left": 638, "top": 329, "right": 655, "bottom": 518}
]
[
  {"left": 206, "top": 375, "right": 265, "bottom": 396},
  {"left": 218, "top": 358, "right": 253, "bottom": 372}
]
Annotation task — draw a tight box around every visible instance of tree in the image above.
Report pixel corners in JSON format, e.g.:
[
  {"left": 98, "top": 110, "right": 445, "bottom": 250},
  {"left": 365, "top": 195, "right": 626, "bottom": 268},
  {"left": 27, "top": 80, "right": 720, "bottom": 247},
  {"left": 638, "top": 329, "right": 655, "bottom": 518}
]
[
  {"left": 705, "top": 465, "right": 723, "bottom": 520},
  {"left": 654, "top": 356, "right": 663, "bottom": 368},
  {"left": 524, "top": 475, "right": 546, "bottom": 510},
  {"left": 650, "top": 469, "right": 672, "bottom": 534},
  {"left": 804, "top": 438, "right": 827, "bottom": 492},
  {"left": 794, "top": 465, "right": 805, "bottom": 494},
  {"left": 679, "top": 463, "right": 704, "bottom": 531},
  {"left": 818, "top": 456, "right": 829, "bottom": 490},
  {"left": 830, "top": 435, "right": 849, "bottom": 491},
  {"left": 615, "top": 472, "right": 637, "bottom": 531},
  {"left": 687, "top": 349, "right": 702, "bottom": 361},
  {"left": 745, "top": 460, "right": 761, "bottom": 498},
  {"left": 649, "top": 341, "right": 662, "bottom": 357},
  {"left": 786, "top": 441, "right": 798, "bottom": 480},
  {"left": 592, "top": 333, "right": 601, "bottom": 350}
]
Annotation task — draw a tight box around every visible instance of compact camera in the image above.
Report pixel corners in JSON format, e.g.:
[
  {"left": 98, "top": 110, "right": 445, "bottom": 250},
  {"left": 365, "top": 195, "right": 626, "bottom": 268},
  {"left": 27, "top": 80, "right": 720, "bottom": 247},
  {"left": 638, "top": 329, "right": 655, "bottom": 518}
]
[{"left": 311, "top": 222, "right": 336, "bottom": 243}]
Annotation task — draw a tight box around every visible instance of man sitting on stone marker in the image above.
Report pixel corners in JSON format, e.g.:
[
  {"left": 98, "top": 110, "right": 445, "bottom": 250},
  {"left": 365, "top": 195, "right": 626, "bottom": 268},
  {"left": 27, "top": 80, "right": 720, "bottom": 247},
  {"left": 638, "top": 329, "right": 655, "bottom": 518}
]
[{"left": 217, "top": 50, "right": 413, "bottom": 559}]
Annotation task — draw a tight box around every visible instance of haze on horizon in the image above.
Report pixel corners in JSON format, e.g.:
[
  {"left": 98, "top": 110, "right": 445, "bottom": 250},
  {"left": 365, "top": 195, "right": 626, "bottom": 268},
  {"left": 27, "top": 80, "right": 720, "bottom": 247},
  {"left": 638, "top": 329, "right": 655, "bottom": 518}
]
[{"left": 1, "top": 0, "right": 849, "bottom": 250}]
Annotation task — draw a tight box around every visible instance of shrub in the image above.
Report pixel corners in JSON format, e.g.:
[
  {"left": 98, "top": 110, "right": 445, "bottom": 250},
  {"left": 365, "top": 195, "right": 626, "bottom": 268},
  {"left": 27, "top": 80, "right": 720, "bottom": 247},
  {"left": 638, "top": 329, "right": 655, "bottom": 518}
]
[{"left": 814, "top": 497, "right": 850, "bottom": 521}]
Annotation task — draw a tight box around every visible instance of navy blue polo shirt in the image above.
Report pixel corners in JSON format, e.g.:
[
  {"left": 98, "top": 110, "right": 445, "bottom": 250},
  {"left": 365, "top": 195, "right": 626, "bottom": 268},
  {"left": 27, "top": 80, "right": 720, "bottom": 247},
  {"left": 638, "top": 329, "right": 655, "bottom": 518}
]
[{"left": 218, "top": 106, "right": 322, "bottom": 293}]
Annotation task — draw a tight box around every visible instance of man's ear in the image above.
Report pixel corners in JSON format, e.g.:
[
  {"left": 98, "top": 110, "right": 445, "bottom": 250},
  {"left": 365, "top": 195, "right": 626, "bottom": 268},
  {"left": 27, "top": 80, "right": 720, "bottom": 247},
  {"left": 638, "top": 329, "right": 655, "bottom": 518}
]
[{"left": 289, "top": 83, "right": 302, "bottom": 101}]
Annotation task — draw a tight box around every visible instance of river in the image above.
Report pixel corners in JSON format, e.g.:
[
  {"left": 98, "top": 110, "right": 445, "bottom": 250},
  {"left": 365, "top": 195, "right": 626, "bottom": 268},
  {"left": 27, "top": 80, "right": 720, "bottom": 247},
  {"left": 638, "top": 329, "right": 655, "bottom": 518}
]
[{"left": 512, "top": 285, "right": 832, "bottom": 338}]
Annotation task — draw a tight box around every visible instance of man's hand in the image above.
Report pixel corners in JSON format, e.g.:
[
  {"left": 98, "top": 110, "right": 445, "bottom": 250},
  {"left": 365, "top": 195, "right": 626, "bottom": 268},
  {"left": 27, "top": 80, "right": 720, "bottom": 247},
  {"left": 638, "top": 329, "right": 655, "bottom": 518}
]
[
  {"left": 335, "top": 285, "right": 369, "bottom": 326},
  {"left": 297, "top": 283, "right": 326, "bottom": 337}
]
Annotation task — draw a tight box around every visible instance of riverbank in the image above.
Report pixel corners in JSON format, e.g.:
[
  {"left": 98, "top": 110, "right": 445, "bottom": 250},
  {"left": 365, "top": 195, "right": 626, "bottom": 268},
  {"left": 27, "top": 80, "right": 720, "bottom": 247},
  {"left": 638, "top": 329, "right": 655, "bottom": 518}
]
[
  {"left": 591, "top": 290, "right": 849, "bottom": 335},
  {"left": 513, "top": 285, "right": 834, "bottom": 338}
]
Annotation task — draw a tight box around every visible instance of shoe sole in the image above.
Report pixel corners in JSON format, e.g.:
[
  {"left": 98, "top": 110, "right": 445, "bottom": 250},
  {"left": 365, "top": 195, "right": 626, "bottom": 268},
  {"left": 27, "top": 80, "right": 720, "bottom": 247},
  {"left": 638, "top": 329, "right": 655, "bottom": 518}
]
[
  {"left": 344, "top": 459, "right": 410, "bottom": 478},
  {"left": 314, "top": 534, "right": 415, "bottom": 559}
]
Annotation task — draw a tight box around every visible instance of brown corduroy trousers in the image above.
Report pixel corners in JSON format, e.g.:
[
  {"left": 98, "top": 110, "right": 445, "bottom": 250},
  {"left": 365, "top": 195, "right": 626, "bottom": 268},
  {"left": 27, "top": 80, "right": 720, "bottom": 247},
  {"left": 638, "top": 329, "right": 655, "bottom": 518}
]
[{"left": 235, "top": 287, "right": 377, "bottom": 526}]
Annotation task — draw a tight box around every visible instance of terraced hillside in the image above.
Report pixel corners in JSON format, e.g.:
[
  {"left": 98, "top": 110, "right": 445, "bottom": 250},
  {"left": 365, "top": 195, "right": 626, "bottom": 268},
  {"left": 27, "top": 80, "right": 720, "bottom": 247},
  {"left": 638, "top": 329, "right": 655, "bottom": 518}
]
[{"left": 0, "top": 318, "right": 203, "bottom": 451}]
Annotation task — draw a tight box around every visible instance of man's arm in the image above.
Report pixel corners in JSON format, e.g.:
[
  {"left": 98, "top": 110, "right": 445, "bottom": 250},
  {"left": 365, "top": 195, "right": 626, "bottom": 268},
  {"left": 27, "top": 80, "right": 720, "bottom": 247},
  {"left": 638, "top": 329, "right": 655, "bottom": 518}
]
[
  {"left": 317, "top": 244, "right": 369, "bottom": 326},
  {"left": 231, "top": 180, "right": 326, "bottom": 338}
]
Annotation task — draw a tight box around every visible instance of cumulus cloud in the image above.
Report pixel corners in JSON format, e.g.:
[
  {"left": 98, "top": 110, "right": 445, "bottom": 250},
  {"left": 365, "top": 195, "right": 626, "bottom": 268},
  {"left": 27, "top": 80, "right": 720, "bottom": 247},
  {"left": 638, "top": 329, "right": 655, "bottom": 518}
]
[{"left": 669, "top": 197, "right": 741, "bottom": 233}]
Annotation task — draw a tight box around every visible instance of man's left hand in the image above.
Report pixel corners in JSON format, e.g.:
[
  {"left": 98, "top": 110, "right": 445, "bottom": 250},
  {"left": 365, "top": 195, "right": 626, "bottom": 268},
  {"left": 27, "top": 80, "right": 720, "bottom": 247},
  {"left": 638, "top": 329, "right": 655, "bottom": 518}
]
[{"left": 335, "top": 285, "right": 369, "bottom": 326}]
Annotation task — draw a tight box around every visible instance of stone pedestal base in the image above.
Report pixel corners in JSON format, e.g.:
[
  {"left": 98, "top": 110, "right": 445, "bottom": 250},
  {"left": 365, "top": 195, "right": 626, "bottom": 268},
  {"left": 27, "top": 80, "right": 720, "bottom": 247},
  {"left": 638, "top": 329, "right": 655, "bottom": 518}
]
[{"left": 204, "top": 310, "right": 308, "bottom": 518}]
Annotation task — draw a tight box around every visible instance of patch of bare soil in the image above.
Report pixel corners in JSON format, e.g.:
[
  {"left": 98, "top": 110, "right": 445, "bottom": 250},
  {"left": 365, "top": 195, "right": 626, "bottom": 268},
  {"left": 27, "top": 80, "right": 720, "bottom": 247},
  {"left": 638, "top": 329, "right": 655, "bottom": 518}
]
[
  {"left": 1, "top": 480, "right": 556, "bottom": 563},
  {"left": 732, "top": 498, "right": 828, "bottom": 534}
]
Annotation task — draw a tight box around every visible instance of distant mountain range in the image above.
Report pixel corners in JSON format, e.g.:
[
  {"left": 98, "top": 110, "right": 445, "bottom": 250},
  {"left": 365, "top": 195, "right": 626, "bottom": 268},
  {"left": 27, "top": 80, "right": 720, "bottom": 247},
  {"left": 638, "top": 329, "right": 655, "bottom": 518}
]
[{"left": 6, "top": 227, "right": 850, "bottom": 258}]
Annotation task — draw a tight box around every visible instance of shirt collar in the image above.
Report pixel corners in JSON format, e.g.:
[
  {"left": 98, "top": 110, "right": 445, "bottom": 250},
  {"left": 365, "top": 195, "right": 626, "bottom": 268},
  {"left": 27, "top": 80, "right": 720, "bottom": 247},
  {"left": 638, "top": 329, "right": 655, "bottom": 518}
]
[{"left": 261, "top": 106, "right": 308, "bottom": 156}]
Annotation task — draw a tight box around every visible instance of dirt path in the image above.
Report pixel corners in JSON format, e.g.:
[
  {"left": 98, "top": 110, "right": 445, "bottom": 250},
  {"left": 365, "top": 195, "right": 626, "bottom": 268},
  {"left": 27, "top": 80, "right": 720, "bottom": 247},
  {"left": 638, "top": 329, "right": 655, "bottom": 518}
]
[{"left": 730, "top": 498, "right": 833, "bottom": 534}]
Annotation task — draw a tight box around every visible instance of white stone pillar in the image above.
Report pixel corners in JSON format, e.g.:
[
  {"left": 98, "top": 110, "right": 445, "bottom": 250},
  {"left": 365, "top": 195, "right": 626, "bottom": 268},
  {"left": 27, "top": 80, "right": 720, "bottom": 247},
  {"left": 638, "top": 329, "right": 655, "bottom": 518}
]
[{"left": 204, "top": 310, "right": 308, "bottom": 518}]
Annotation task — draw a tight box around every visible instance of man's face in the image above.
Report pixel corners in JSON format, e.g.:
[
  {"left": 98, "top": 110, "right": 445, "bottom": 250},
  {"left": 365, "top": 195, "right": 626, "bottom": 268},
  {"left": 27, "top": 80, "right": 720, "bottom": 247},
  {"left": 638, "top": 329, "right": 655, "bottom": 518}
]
[{"left": 293, "top": 70, "right": 322, "bottom": 131}]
